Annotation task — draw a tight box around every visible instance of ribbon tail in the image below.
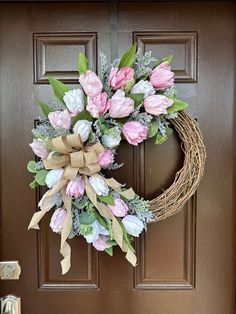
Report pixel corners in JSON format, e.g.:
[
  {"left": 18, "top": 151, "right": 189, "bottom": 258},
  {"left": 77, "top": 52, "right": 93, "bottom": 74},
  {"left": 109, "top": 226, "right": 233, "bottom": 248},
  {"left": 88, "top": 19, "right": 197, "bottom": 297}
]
[
  {"left": 28, "top": 209, "right": 48, "bottom": 230},
  {"left": 60, "top": 189, "right": 73, "bottom": 275},
  {"left": 119, "top": 188, "right": 135, "bottom": 200},
  {"left": 84, "top": 175, "right": 137, "bottom": 267},
  {"left": 125, "top": 248, "right": 137, "bottom": 266},
  {"left": 105, "top": 176, "right": 136, "bottom": 200},
  {"left": 28, "top": 179, "right": 68, "bottom": 230}
]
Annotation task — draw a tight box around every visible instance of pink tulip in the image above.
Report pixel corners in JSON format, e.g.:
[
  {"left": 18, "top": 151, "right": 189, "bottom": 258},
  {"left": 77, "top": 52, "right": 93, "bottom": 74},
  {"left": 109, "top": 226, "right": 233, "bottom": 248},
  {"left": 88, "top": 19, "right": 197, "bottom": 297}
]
[
  {"left": 48, "top": 110, "right": 71, "bottom": 129},
  {"left": 79, "top": 70, "right": 103, "bottom": 97},
  {"left": 108, "top": 198, "right": 129, "bottom": 217},
  {"left": 122, "top": 121, "right": 148, "bottom": 145},
  {"left": 150, "top": 61, "right": 174, "bottom": 90},
  {"left": 87, "top": 92, "right": 110, "bottom": 118},
  {"left": 66, "top": 175, "right": 85, "bottom": 198},
  {"left": 50, "top": 208, "right": 67, "bottom": 233},
  {"left": 109, "top": 66, "right": 134, "bottom": 90},
  {"left": 109, "top": 89, "right": 134, "bottom": 118},
  {"left": 29, "top": 139, "right": 49, "bottom": 159},
  {"left": 144, "top": 95, "right": 173, "bottom": 116},
  {"left": 92, "top": 235, "right": 110, "bottom": 251},
  {"left": 98, "top": 149, "right": 114, "bottom": 168}
]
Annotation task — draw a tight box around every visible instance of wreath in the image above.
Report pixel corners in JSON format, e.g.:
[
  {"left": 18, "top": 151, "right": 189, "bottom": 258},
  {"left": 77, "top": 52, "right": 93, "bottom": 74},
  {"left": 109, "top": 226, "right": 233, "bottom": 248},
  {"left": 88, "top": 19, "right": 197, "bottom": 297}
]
[{"left": 27, "top": 44, "right": 206, "bottom": 274}]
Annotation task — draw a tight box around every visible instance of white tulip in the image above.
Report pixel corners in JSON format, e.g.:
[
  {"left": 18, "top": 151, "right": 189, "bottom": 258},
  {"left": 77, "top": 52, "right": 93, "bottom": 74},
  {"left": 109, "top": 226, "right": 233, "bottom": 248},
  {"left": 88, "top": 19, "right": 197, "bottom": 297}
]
[
  {"left": 45, "top": 168, "right": 64, "bottom": 188},
  {"left": 131, "top": 80, "right": 155, "bottom": 98},
  {"left": 89, "top": 176, "right": 109, "bottom": 196},
  {"left": 63, "top": 88, "right": 85, "bottom": 114},
  {"left": 122, "top": 215, "right": 144, "bottom": 237},
  {"left": 84, "top": 220, "right": 99, "bottom": 243},
  {"left": 84, "top": 220, "right": 109, "bottom": 243},
  {"left": 101, "top": 126, "right": 121, "bottom": 148},
  {"left": 73, "top": 120, "right": 92, "bottom": 142}
]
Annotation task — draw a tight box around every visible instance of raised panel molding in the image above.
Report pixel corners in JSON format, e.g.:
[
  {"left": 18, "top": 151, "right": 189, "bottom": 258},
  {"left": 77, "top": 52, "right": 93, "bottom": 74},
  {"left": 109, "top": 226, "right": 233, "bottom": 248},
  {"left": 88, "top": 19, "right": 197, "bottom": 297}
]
[
  {"left": 134, "top": 198, "right": 196, "bottom": 290},
  {"left": 36, "top": 188, "right": 99, "bottom": 290},
  {"left": 133, "top": 31, "right": 197, "bottom": 83},
  {"left": 133, "top": 140, "right": 196, "bottom": 290},
  {"left": 33, "top": 32, "right": 97, "bottom": 84}
]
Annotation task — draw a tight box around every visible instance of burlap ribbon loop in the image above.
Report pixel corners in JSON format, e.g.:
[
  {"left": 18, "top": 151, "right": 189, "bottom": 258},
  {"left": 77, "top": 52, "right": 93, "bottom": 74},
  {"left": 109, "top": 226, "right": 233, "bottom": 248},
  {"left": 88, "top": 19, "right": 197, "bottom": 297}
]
[
  {"left": 28, "top": 134, "right": 137, "bottom": 274},
  {"left": 43, "top": 134, "right": 105, "bottom": 179}
]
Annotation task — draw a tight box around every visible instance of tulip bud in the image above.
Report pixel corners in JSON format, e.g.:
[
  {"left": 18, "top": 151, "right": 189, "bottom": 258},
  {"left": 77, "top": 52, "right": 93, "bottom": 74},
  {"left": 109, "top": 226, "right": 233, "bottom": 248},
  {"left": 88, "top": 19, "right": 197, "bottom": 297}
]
[
  {"left": 29, "top": 139, "right": 49, "bottom": 159},
  {"left": 131, "top": 80, "right": 155, "bottom": 98},
  {"left": 63, "top": 88, "right": 85, "bottom": 114},
  {"left": 50, "top": 208, "right": 67, "bottom": 233},
  {"left": 73, "top": 119, "right": 92, "bottom": 142},
  {"left": 122, "top": 215, "right": 144, "bottom": 237},
  {"left": 48, "top": 110, "right": 72, "bottom": 129},
  {"left": 45, "top": 168, "right": 64, "bottom": 188},
  {"left": 101, "top": 127, "right": 121, "bottom": 148},
  {"left": 89, "top": 176, "right": 109, "bottom": 196}
]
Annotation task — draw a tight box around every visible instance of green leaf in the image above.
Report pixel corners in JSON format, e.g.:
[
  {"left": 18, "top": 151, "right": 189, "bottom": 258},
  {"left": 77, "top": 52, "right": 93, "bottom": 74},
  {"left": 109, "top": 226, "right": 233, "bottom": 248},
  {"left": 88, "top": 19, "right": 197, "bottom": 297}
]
[
  {"left": 38, "top": 100, "right": 54, "bottom": 118},
  {"left": 48, "top": 76, "right": 69, "bottom": 104},
  {"left": 29, "top": 180, "right": 39, "bottom": 189},
  {"left": 105, "top": 246, "right": 113, "bottom": 256},
  {"left": 154, "top": 55, "right": 173, "bottom": 67},
  {"left": 72, "top": 110, "right": 93, "bottom": 127},
  {"left": 95, "top": 212, "right": 108, "bottom": 229},
  {"left": 78, "top": 52, "right": 88, "bottom": 74},
  {"left": 98, "top": 116, "right": 105, "bottom": 124},
  {"left": 166, "top": 127, "right": 173, "bottom": 136},
  {"left": 98, "top": 193, "right": 115, "bottom": 206},
  {"left": 118, "top": 219, "right": 135, "bottom": 253},
  {"left": 118, "top": 43, "right": 137, "bottom": 68},
  {"left": 167, "top": 98, "right": 189, "bottom": 114},
  {"left": 99, "top": 124, "right": 109, "bottom": 134},
  {"left": 148, "top": 121, "right": 158, "bottom": 138},
  {"left": 27, "top": 161, "right": 38, "bottom": 173},
  {"left": 35, "top": 169, "right": 48, "bottom": 186},
  {"left": 79, "top": 211, "right": 96, "bottom": 225},
  {"left": 155, "top": 133, "right": 168, "bottom": 145},
  {"left": 127, "top": 93, "right": 145, "bottom": 107}
]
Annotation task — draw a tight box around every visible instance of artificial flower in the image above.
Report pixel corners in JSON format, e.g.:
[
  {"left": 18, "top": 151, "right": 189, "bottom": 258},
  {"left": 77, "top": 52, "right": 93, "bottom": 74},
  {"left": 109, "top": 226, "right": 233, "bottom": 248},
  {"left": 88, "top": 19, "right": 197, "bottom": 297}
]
[
  {"left": 109, "top": 66, "right": 134, "bottom": 90},
  {"left": 45, "top": 168, "right": 64, "bottom": 188},
  {"left": 122, "top": 215, "right": 144, "bottom": 237},
  {"left": 101, "top": 126, "right": 121, "bottom": 148},
  {"left": 66, "top": 175, "right": 85, "bottom": 198},
  {"left": 108, "top": 198, "right": 129, "bottom": 217},
  {"left": 144, "top": 95, "right": 173, "bottom": 116},
  {"left": 130, "top": 80, "right": 155, "bottom": 98},
  {"left": 73, "top": 119, "right": 92, "bottom": 142},
  {"left": 109, "top": 89, "right": 134, "bottom": 118},
  {"left": 84, "top": 220, "right": 109, "bottom": 243},
  {"left": 48, "top": 110, "right": 72, "bottom": 129},
  {"left": 122, "top": 121, "right": 148, "bottom": 145},
  {"left": 87, "top": 92, "right": 110, "bottom": 118},
  {"left": 50, "top": 208, "right": 67, "bottom": 233},
  {"left": 63, "top": 88, "right": 85, "bottom": 114},
  {"left": 92, "top": 235, "right": 110, "bottom": 251},
  {"left": 98, "top": 149, "right": 114, "bottom": 168},
  {"left": 150, "top": 61, "right": 174, "bottom": 90},
  {"left": 29, "top": 139, "right": 49, "bottom": 159},
  {"left": 79, "top": 70, "right": 103, "bottom": 97},
  {"left": 89, "top": 176, "right": 109, "bottom": 196}
]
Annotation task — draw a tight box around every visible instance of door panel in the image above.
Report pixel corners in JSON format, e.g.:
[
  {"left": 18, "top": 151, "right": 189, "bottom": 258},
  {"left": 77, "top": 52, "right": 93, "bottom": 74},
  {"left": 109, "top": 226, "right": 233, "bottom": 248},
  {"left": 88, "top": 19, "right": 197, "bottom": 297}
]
[{"left": 0, "top": 2, "right": 235, "bottom": 314}]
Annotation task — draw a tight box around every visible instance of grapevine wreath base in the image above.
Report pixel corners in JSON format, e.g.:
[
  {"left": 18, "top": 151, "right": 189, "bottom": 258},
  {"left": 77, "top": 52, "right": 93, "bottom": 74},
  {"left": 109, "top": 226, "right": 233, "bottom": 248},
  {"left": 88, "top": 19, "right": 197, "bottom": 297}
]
[
  {"left": 27, "top": 44, "right": 206, "bottom": 274},
  {"left": 150, "top": 111, "right": 206, "bottom": 222}
]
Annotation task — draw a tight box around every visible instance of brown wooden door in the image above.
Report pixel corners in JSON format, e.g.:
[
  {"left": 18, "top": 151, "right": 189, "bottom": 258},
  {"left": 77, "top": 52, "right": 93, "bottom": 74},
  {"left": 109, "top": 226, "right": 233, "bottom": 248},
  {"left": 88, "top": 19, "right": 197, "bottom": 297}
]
[{"left": 0, "top": 1, "right": 235, "bottom": 313}]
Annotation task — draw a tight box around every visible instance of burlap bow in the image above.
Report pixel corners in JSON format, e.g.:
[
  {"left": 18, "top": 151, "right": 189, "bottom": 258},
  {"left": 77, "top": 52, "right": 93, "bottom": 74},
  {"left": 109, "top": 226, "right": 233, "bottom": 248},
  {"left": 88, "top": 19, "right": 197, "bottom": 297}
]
[{"left": 28, "top": 134, "right": 137, "bottom": 274}]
